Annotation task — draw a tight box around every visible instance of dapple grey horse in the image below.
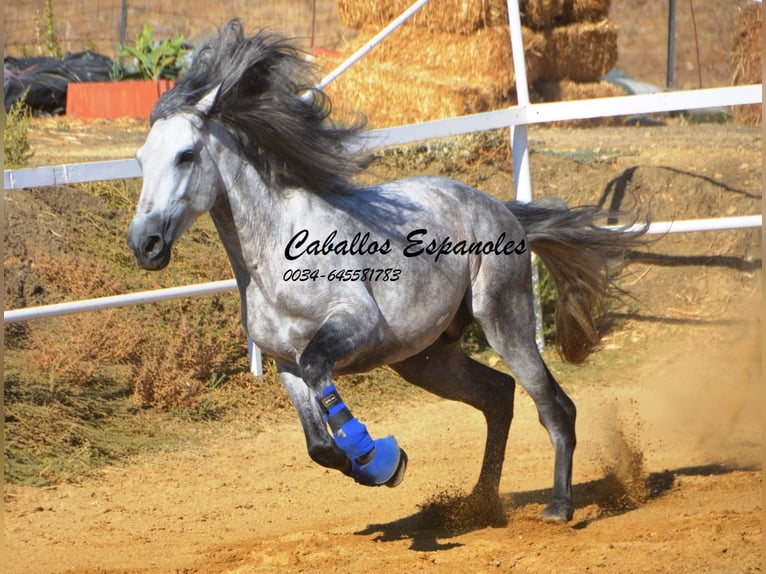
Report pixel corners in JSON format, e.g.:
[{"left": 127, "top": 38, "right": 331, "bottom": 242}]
[{"left": 127, "top": 20, "right": 644, "bottom": 524}]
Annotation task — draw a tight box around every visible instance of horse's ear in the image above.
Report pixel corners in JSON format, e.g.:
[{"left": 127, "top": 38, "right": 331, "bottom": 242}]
[{"left": 196, "top": 84, "right": 221, "bottom": 115}]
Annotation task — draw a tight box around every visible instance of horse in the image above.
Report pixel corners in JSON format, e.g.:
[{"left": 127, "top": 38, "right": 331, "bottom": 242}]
[{"left": 127, "top": 19, "right": 644, "bottom": 525}]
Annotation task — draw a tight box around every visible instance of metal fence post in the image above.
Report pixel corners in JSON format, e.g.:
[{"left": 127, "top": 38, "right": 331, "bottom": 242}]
[{"left": 506, "top": 0, "right": 544, "bottom": 350}]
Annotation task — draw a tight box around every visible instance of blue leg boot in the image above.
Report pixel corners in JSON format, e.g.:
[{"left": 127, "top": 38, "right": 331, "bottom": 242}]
[{"left": 319, "top": 385, "right": 407, "bottom": 487}]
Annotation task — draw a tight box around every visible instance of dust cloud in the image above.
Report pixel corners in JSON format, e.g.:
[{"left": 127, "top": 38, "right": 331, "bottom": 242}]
[{"left": 586, "top": 311, "right": 763, "bottom": 485}]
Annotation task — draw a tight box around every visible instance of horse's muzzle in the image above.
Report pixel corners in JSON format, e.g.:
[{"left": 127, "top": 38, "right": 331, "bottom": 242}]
[{"left": 127, "top": 217, "right": 172, "bottom": 270}]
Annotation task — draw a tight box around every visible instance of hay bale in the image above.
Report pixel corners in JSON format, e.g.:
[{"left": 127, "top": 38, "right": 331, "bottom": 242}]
[
  {"left": 318, "top": 62, "right": 511, "bottom": 127},
  {"left": 535, "top": 79, "right": 624, "bottom": 125},
  {"left": 541, "top": 20, "right": 618, "bottom": 82},
  {"left": 731, "top": 2, "right": 762, "bottom": 125},
  {"left": 486, "top": 0, "right": 612, "bottom": 29},
  {"left": 314, "top": 25, "right": 552, "bottom": 126},
  {"left": 334, "top": 25, "right": 546, "bottom": 95},
  {"left": 322, "top": 8, "right": 620, "bottom": 126},
  {"left": 518, "top": 0, "right": 567, "bottom": 30},
  {"left": 336, "top": 0, "right": 611, "bottom": 32},
  {"left": 336, "top": 0, "right": 492, "bottom": 34}
]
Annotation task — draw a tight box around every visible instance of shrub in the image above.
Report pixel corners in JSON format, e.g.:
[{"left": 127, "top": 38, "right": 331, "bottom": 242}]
[
  {"left": 116, "top": 23, "right": 190, "bottom": 80},
  {"left": 4, "top": 95, "right": 32, "bottom": 168}
]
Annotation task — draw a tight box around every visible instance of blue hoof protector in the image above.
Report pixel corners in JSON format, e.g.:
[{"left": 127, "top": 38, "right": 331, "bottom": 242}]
[
  {"left": 318, "top": 386, "right": 407, "bottom": 487},
  {"left": 351, "top": 436, "right": 407, "bottom": 487}
]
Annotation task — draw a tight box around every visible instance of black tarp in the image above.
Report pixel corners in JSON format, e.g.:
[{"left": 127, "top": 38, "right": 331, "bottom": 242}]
[{"left": 4, "top": 52, "right": 113, "bottom": 114}]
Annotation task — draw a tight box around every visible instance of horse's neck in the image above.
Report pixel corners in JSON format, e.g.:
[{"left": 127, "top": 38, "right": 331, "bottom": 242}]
[
  {"left": 210, "top": 193, "right": 258, "bottom": 288},
  {"left": 207, "top": 136, "right": 282, "bottom": 286}
]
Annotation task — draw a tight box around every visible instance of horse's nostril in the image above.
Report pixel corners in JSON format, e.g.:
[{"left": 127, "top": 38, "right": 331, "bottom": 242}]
[{"left": 143, "top": 234, "right": 163, "bottom": 256}]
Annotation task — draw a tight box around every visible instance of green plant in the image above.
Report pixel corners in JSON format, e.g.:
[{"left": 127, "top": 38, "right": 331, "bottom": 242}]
[
  {"left": 44, "top": 0, "right": 62, "bottom": 58},
  {"left": 116, "top": 23, "right": 189, "bottom": 81},
  {"left": 535, "top": 259, "right": 558, "bottom": 346},
  {"left": 4, "top": 94, "right": 32, "bottom": 168}
]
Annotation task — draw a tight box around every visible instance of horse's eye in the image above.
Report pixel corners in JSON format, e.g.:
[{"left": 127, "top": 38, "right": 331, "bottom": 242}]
[{"left": 177, "top": 149, "right": 194, "bottom": 166}]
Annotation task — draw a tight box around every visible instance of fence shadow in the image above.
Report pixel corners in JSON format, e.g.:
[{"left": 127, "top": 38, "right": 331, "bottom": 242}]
[
  {"left": 599, "top": 165, "right": 761, "bottom": 220},
  {"left": 624, "top": 250, "right": 762, "bottom": 272}
]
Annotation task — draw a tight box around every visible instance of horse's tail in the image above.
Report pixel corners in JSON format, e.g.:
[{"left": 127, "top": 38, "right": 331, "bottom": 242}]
[{"left": 506, "top": 199, "right": 648, "bottom": 364}]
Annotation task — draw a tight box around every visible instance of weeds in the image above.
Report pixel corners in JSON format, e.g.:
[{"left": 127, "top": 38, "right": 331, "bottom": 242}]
[
  {"left": 80, "top": 179, "right": 142, "bottom": 212},
  {"left": 4, "top": 94, "right": 32, "bottom": 168},
  {"left": 536, "top": 259, "right": 558, "bottom": 345},
  {"left": 43, "top": 0, "right": 62, "bottom": 58},
  {"left": 131, "top": 298, "right": 246, "bottom": 409},
  {"left": 374, "top": 130, "right": 511, "bottom": 175}
]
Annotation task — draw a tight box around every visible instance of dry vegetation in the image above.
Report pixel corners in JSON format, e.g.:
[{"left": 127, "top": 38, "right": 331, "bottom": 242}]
[{"left": 3, "top": 96, "right": 33, "bottom": 168}]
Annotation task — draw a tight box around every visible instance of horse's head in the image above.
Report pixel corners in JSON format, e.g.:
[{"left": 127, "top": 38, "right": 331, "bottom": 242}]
[
  {"left": 127, "top": 20, "right": 366, "bottom": 271},
  {"left": 127, "top": 88, "right": 221, "bottom": 270}
]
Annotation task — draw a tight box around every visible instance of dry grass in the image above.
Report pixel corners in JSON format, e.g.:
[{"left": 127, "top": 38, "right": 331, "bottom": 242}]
[
  {"left": 5, "top": 181, "right": 247, "bottom": 413},
  {"left": 131, "top": 298, "right": 245, "bottom": 409},
  {"left": 19, "top": 247, "right": 140, "bottom": 389}
]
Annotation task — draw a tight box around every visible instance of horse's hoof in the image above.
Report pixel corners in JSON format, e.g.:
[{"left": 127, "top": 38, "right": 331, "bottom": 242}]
[
  {"left": 351, "top": 436, "right": 405, "bottom": 486},
  {"left": 385, "top": 448, "right": 407, "bottom": 488},
  {"left": 540, "top": 500, "right": 574, "bottom": 524}
]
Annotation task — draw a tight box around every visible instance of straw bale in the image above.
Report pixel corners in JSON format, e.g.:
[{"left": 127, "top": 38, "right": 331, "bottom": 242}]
[
  {"left": 318, "top": 13, "right": 620, "bottom": 126},
  {"left": 495, "top": 0, "right": 611, "bottom": 30},
  {"left": 565, "top": 0, "right": 611, "bottom": 24},
  {"left": 534, "top": 79, "right": 624, "bottom": 126},
  {"left": 730, "top": 2, "right": 762, "bottom": 124},
  {"left": 338, "top": 25, "right": 546, "bottom": 93},
  {"left": 336, "top": 0, "right": 610, "bottom": 32},
  {"left": 536, "top": 78, "right": 623, "bottom": 101},
  {"left": 318, "top": 62, "right": 512, "bottom": 127},
  {"left": 541, "top": 20, "right": 618, "bottom": 82},
  {"left": 336, "top": 0, "right": 489, "bottom": 34},
  {"left": 313, "top": 25, "right": 552, "bottom": 127},
  {"left": 518, "top": 0, "right": 567, "bottom": 30}
]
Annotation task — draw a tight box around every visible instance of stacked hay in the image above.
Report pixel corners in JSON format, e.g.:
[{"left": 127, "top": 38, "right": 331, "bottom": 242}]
[
  {"left": 335, "top": 0, "right": 612, "bottom": 34},
  {"left": 318, "top": 24, "right": 545, "bottom": 126},
  {"left": 323, "top": 0, "right": 620, "bottom": 127},
  {"left": 730, "top": 2, "right": 762, "bottom": 125},
  {"left": 517, "top": 0, "right": 612, "bottom": 30}
]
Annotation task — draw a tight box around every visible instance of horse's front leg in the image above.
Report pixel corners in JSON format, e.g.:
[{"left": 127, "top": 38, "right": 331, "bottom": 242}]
[
  {"left": 281, "top": 313, "right": 407, "bottom": 487},
  {"left": 278, "top": 366, "right": 353, "bottom": 477}
]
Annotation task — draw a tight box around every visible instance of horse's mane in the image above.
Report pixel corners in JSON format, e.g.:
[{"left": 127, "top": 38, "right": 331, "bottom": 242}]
[{"left": 151, "top": 19, "right": 367, "bottom": 195}]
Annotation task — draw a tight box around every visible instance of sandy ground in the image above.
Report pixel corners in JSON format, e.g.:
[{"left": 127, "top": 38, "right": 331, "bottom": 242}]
[{"left": 4, "top": 310, "right": 762, "bottom": 573}]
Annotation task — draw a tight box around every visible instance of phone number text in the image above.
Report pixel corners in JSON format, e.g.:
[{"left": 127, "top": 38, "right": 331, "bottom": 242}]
[{"left": 283, "top": 268, "right": 401, "bottom": 282}]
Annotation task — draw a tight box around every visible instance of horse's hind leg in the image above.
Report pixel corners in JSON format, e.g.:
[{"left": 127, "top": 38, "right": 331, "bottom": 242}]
[
  {"left": 473, "top": 267, "right": 576, "bottom": 523},
  {"left": 392, "top": 338, "right": 515, "bottom": 525}
]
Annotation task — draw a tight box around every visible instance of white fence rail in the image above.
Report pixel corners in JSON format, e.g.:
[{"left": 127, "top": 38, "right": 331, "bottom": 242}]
[
  {"left": 4, "top": 0, "right": 762, "bottom": 377},
  {"left": 6, "top": 85, "right": 761, "bottom": 192}
]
